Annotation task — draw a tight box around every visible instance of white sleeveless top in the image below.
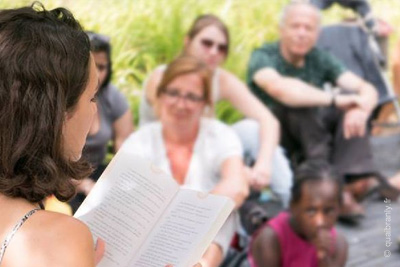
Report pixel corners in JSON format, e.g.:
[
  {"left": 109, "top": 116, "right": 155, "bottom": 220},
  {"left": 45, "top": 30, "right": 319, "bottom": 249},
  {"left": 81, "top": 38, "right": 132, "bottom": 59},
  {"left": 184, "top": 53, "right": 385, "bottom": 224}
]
[{"left": 138, "top": 65, "right": 221, "bottom": 126}]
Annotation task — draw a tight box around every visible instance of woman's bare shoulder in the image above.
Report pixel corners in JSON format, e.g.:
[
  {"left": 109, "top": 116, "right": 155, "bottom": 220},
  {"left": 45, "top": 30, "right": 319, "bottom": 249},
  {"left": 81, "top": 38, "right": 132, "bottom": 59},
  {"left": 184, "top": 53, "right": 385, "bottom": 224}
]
[
  {"left": 35, "top": 211, "right": 94, "bottom": 255},
  {"left": 9, "top": 211, "right": 95, "bottom": 267},
  {"left": 218, "top": 68, "right": 233, "bottom": 82},
  {"left": 35, "top": 210, "right": 92, "bottom": 238}
]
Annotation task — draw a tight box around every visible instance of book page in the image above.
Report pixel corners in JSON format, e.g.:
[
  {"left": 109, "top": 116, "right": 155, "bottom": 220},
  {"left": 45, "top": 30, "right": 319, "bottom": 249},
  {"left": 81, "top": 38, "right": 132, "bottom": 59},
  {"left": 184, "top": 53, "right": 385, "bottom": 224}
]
[
  {"left": 129, "top": 189, "right": 234, "bottom": 267},
  {"left": 75, "top": 152, "right": 179, "bottom": 267}
]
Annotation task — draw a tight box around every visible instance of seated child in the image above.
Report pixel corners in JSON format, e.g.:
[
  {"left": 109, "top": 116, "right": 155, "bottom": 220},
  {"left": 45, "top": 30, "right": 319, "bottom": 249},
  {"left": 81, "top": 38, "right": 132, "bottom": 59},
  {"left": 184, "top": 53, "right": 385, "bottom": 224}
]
[{"left": 249, "top": 160, "right": 348, "bottom": 267}]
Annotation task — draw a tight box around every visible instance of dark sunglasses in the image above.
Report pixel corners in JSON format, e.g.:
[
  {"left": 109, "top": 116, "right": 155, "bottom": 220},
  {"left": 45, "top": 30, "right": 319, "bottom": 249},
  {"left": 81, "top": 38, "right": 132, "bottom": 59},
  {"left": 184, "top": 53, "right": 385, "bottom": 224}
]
[{"left": 200, "top": 38, "right": 228, "bottom": 54}]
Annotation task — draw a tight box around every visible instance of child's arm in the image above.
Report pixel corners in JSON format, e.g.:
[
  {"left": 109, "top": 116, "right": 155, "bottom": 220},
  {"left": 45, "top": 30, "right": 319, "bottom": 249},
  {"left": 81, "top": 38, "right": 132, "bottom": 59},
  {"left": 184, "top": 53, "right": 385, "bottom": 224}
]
[
  {"left": 250, "top": 226, "right": 280, "bottom": 267},
  {"left": 331, "top": 232, "right": 348, "bottom": 267}
]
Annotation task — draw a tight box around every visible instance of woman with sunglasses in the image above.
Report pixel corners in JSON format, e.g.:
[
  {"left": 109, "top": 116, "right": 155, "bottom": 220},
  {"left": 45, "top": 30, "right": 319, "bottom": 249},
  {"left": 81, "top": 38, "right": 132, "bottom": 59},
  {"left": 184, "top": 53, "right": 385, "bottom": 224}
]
[
  {"left": 139, "top": 14, "right": 292, "bottom": 207},
  {"left": 69, "top": 31, "right": 134, "bottom": 213},
  {"left": 122, "top": 56, "right": 249, "bottom": 267}
]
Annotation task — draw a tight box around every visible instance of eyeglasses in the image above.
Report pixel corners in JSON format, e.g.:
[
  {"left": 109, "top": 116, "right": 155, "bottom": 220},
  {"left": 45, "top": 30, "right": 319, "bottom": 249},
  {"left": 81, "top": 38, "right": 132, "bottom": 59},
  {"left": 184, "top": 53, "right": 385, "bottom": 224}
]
[
  {"left": 163, "top": 89, "right": 205, "bottom": 105},
  {"left": 200, "top": 38, "right": 228, "bottom": 55}
]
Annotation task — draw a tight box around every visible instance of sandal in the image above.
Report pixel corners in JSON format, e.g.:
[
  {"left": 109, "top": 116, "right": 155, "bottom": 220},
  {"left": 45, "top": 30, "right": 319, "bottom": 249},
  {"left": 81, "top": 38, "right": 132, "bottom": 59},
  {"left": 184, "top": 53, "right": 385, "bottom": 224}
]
[
  {"left": 373, "top": 172, "right": 400, "bottom": 201},
  {"left": 357, "top": 173, "right": 400, "bottom": 201},
  {"left": 338, "top": 191, "right": 365, "bottom": 225},
  {"left": 338, "top": 213, "right": 364, "bottom": 225}
]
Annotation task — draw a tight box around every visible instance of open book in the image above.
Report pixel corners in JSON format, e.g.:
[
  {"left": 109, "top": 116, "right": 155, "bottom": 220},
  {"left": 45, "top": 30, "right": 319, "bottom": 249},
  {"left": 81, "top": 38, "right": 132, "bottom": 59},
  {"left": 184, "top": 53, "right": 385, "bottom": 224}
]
[{"left": 74, "top": 151, "right": 235, "bottom": 267}]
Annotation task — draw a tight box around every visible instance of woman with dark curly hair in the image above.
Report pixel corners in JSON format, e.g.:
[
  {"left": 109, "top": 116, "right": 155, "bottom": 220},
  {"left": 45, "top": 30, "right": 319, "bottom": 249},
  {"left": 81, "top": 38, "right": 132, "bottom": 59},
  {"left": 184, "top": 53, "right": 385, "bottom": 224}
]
[
  {"left": 0, "top": 4, "right": 204, "bottom": 267},
  {"left": 0, "top": 3, "right": 103, "bottom": 266}
]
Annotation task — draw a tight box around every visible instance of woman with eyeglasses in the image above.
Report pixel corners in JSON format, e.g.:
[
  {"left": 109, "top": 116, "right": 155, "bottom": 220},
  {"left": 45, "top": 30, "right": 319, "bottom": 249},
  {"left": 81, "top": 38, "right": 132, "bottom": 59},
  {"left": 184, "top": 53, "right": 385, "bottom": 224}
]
[
  {"left": 121, "top": 56, "right": 249, "bottom": 267},
  {"left": 139, "top": 14, "right": 293, "bottom": 207},
  {"left": 69, "top": 31, "right": 134, "bottom": 213}
]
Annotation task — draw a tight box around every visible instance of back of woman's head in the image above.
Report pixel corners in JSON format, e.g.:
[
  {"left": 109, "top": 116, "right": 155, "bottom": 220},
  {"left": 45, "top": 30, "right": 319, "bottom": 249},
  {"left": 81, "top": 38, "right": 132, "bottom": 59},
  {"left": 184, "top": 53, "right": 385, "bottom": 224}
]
[
  {"left": 86, "top": 31, "right": 112, "bottom": 87},
  {"left": 156, "top": 55, "right": 213, "bottom": 106},
  {"left": 0, "top": 3, "right": 92, "bottom": 203},
  {"left": 186, "top": 14, "right": 230, "bottom": 55},
  {"left": 290, "top": 160, "right": 342, "bottom": 205}
]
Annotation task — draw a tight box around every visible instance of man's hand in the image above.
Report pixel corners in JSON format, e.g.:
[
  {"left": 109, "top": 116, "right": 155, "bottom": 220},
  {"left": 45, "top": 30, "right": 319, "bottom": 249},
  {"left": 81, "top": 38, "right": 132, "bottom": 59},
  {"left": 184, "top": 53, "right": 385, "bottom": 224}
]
[
  {"left": 334, "top": 94, "right": 362, "bottom": 111},
  {"left": 373, "top": 18, "right": 393, "bottom": 37},
  {"left": 247, "top": 162, "right": 271, "bottom": 191},
  {"left": 343, "top": 108, "right": 369, "bottom": 139}
]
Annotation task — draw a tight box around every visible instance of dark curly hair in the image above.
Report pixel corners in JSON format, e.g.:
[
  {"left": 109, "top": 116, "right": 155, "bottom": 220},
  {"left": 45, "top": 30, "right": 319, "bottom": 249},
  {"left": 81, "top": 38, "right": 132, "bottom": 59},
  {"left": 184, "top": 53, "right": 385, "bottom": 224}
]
[
  {"left": 0, "top": 2, "right": 92, "bottom": 203},
  {"left": 290, "top": 160, "right": 343, "bottom": 205}
]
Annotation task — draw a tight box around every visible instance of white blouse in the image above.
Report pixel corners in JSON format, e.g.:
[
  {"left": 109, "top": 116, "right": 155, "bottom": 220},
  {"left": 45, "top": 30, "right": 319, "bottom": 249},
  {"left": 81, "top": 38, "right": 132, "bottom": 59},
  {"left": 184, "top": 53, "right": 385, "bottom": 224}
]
[{"left": 120, "top": 118, "right": 243, "bottom": 254}]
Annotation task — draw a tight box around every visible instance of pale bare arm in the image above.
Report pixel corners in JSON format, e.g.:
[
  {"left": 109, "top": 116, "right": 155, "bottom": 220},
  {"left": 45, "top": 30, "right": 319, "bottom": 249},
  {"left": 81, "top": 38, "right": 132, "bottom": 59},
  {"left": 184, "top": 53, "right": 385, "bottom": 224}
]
[
  {"left": 254, "top": 68, "right": 334, "bottom": 107},
  {"left": 253, "top": 68, "right": 362, "bottom": 109},
  {"left": 336, "top": 71, "right": 378, "bottom": 138},
  {"left": 144, "top": 67, "right": 165, "bottom": 106},
  {"left": 211, "top": 156, "right": 249, "bottom": 208},
  {"left": 219, "top": 69, "right": 280, "bottom": 189},
  {"left": 336, "top": 71, "right": 378, "bottom": 114},
  {"left": 113, "top": 109, "right": 134, "bottom": 151}
]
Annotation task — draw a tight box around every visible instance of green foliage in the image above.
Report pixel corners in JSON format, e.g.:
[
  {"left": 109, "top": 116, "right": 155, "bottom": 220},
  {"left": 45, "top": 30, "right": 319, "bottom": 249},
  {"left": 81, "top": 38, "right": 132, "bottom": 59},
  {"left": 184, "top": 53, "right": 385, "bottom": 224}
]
[
  {"left": 2, "top": 0, "right": 400, "bottom": 124},
  {"left": 0, "top": 0, "right": 288, "bottom": 124}
]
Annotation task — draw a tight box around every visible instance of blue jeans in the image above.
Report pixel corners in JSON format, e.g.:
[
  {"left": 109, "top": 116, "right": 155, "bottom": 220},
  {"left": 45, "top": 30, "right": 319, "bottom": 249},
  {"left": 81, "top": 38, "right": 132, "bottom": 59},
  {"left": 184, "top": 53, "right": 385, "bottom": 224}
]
[{"left": 231, "top": 119, "right": 293, "bottom": 207}]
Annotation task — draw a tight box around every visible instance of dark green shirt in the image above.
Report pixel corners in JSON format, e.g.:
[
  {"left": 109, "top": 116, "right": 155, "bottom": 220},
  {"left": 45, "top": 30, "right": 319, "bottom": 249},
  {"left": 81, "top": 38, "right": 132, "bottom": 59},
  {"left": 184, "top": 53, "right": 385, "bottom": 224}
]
[{"left": 247, "top": 42, "right": 346, "bottom": 108}]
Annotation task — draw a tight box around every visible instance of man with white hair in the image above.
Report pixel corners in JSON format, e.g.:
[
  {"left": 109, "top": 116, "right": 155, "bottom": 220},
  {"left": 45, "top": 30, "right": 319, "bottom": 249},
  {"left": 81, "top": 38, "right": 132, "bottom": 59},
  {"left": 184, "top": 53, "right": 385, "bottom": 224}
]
[{"left": 247, "top": 2, "right": 378, "bottom": 220}]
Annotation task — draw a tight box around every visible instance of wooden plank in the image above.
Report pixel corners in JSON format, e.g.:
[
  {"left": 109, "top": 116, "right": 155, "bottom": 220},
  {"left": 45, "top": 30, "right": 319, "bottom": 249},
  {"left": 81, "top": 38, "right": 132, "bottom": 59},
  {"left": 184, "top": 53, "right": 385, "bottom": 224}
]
[{"left": 336, "top": 197, "right": 400, "bottom": 266}]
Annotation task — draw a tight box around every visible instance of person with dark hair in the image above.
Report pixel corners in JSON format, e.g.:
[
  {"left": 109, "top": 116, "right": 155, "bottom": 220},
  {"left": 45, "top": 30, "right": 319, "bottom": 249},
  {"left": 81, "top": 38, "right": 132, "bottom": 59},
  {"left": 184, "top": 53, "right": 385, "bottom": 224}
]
[
  {"left": 0, "top": 4, "right": 203, "bottom": 267},
  {"left": 0, "top": 3, "right": 104, "bottom": 265},
  {"left": 139, "top": 14, "right": 293, "bottom": 208},
  {"left": 249, "top": 160, "right": 348, "bottom": 267},
  {"left": 69, "top": 31, "right": 133, "bottom": 213}
]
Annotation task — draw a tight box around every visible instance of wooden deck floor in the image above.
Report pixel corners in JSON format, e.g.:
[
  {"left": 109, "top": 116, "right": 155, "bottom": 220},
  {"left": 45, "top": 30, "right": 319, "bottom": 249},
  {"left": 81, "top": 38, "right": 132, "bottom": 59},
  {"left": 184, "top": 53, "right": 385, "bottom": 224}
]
[
  {"left": 339, "top": 132, "right": 400, "bottom": 266},
  {"left": 337, "top": 195, "right": 400, "bottom": 267}
]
